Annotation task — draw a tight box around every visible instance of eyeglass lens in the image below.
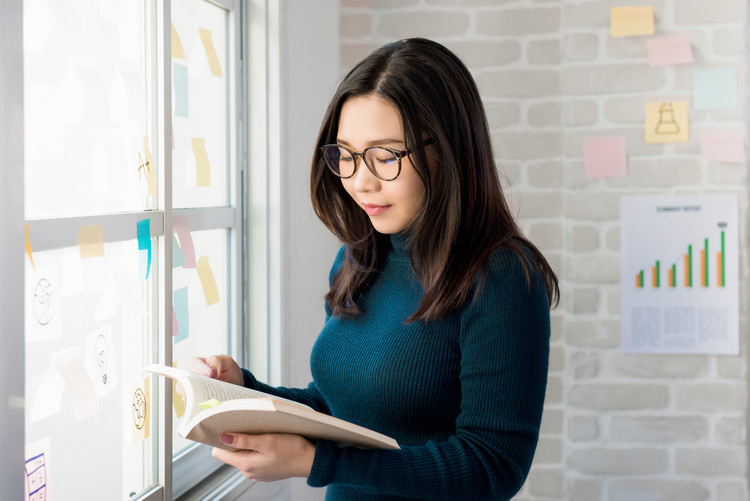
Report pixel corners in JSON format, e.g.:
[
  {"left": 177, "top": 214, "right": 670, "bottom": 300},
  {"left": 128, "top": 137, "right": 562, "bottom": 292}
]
[{"left": 323, "top": 146, "right": 399, "bottom": 180}]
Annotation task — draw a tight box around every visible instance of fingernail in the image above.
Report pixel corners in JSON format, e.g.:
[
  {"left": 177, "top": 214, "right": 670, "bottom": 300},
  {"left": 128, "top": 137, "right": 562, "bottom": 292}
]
[
  {"left": 204, "top": 367, "right": 216, "bottom": 378},
  {"left": 220, "top": 434, "right": 234, "bottom": 445}
]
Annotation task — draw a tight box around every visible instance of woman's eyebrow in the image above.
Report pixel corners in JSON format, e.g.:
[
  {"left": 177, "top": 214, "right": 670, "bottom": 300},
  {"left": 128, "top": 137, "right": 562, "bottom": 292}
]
[{"left": 336, "top": 138, "right": 406, "bottom": 148}]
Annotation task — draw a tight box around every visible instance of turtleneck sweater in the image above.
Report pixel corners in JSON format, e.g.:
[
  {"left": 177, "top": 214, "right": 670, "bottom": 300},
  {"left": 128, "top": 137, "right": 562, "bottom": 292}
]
[{"left": 242, "top": 233, "right": 550, "bottom": 500}]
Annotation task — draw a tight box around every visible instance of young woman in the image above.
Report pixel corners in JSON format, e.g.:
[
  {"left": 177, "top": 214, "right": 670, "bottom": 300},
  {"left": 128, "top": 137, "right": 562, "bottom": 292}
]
[{"left": 193, "top": 37, "right": 559, "bottom": 500}]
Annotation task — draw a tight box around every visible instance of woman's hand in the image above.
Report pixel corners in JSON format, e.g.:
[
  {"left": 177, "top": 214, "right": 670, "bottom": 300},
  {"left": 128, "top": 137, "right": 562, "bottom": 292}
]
[
  {"left": 212, "top": 433, "right": 316, "bottom": 482},
  {"left": 188, "top": 355, "right": 244, "bottom": 386}
]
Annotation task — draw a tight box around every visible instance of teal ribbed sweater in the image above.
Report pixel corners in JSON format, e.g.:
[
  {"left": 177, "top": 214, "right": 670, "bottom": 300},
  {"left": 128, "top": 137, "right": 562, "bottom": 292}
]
[{"left": 242, "top": 234, "right": 550, "bottom": 500}]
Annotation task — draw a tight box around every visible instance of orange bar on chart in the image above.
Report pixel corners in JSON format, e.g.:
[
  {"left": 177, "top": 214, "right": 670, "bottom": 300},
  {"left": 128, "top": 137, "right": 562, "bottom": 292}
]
[
  {"left": 700, "top": 250, "right": 706, "bottom": 287},
  {"left": 716, "top": 253, "right": 723, "bottom": 287},
  {"left": 651, "top": 266, "right": 657, "bottom": 288},
  {"left": 667, "top": 268, "right": 673, "bottom": 288},
  {"left": 683, "top": 254, "right": 689, "bottom": 287}
]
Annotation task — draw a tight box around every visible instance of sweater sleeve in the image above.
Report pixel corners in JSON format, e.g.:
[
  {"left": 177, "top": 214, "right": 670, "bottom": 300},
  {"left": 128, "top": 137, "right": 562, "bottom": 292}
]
[{"left": 307, "top": 249, "right": 551, "bottom": 500}]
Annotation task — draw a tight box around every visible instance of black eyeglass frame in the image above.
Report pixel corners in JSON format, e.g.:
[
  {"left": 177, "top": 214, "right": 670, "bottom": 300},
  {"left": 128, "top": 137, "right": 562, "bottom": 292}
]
[{"left": 320, "top": 138, "right": 433, "bottom": 181}]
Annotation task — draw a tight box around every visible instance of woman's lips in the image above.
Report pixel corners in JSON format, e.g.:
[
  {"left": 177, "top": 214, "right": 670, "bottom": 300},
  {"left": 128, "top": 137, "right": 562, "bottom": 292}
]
[{"left": 363, "top": 204, "right": 391, "bottom": 216}]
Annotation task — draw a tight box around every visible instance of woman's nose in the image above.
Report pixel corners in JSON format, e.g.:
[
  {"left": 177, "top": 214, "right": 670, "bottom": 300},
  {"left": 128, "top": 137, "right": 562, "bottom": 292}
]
[{"left": 352, "top": 158, "right": 381, "bottom": 192}]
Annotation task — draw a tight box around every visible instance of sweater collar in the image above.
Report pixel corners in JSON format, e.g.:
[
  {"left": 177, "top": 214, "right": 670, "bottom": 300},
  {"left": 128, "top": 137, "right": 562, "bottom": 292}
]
[{"left": 389, "top": 232, "right": 411, "bottom": 261}]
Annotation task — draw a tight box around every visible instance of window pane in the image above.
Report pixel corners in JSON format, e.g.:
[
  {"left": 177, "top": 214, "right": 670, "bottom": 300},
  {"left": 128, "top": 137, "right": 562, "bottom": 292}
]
[
  {"left": 172, "top": 228, "right": 229, "bottom": 454},
  {"left": 23, "top": 0, "right": 153, "bottom": 218},
  {"left": 25, "top": 240, "right": 157, "bottom": 500},
  {"left": 171, "top": 0, "right": 229, "bottom": 208}
]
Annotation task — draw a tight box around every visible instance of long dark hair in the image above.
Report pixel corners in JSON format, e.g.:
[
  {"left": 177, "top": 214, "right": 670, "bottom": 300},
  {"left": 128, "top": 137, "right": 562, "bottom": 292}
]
[{"left": 311, "top": 38, "right": 559, "bottom": 322}]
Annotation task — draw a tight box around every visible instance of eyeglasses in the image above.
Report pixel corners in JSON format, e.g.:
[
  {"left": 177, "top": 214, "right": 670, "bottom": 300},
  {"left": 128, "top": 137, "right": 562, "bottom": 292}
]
[{"left": 320, "top": 139, "right": 432, "bottom": 181}]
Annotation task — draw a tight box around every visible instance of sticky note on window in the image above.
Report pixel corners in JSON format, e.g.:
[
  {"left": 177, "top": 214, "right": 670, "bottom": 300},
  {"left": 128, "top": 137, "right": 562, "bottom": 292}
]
[
  {"left": 694, "top": 68, "right": 737, "bottom": 110},
  {"left": 199, "top": 399, "right": 221, "bottom": 409},
  {"left": 143, "top": 136, "right": 157, "bottom": 196},
  {"left": 26, "top": 224, "right": 36, "bottom": 271},
  {"left": 199, "top": 28, "right": 223, "bottom": 77},
  {"left": 171, "top": 23, "right": 186, "bottom": 60},
  {"left": 647, "top": 36, "right": 693, "bottom": 66},
  {"left": 196, "top": 256, "right": 220, "bottom": 306},
  {"left": 78, "top": 224, "right": 105, "bottom": 258},
  {"left": 191, "top": 137, "right": 211, "bottom": 187},
  {"left": 611, "top": 6, "right": 654, "bottom": 38},
  {"left": 173, "top": 287, "right": 189, "bottom": 343},
  {"left": 173, "top": 62, "right": 189, "bottom": 118},
  {"left": 700, "top": 131, "right": 746, "bottom": 163},
  {"left": 172, "top": 234, "right": 186, "bottom": 268},
  {"left": 173, "top": 218, "right": 196, "bottom": 268},
  {"left": 583, "top": 136, "right": 627, "bottom": 179},
  {"left": 130, "top": 378, "right": 150, "bottom": 444},
  {"left": 645, "top": 102, "right": 689, "bottom": 144},
  {"left": 137, "top": 218, "right": 151, "bottom": 280}
]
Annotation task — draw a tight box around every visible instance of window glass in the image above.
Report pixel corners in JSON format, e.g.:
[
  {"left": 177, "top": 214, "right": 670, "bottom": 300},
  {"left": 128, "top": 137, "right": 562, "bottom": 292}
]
[
  {"left": 171, "top": 0, "right": 229, "bottom": 209},
  {"left": 23, "top": 0, "right": 153, "bottom": 218},
  {"left": 25, "top": 241, "right": 156, "bottom": 500}
]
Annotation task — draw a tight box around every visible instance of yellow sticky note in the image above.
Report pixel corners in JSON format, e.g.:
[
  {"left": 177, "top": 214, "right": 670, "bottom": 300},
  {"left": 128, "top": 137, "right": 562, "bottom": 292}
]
[
  {"left": 191, "top": 137, "right": 211, "bottom": 187},
  {"left": 645, "top": 102, "right": 689, "bottom": 144},
  {"left": 172, "top": 362, "right": 186, "bottom": 418},
  {"left": 25, "top": 224, "right": 36, "bottom": 271},
  {"left": 199, "top": 399, "right": 221, "bottom": 409},
  {"left": 196, "top": 256, "right": 220, "bottom": 306},
  {"left": 78, "top": 224, "right": 105, "bottom": 258},
  {"left": 171, "top": 23, "right": 186, "bottom": 60},
  {"left": 611, "top": 6, "right": 654, "bottom": 38},
  {"left": 131, "top": 378, "right": 150, "bottom": 444},
  {"left": 199, "top": 28, "right": 223, "bottom": 77},
  {"left": 144, "top": 136, "right": 157, "bottom": 196}
]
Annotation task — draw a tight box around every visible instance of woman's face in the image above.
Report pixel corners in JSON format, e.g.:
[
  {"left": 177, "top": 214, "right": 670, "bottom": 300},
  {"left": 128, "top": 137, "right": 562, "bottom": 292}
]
[{"left": 336, "top": 95, "right": 426, "bottom": 235}]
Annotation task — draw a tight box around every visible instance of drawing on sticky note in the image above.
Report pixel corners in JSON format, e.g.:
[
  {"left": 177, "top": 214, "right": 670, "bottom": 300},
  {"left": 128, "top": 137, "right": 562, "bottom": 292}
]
[
  {"left": 199, "top": 28, "right": 223, "bottom": 76},
  {"left": 654, "top": 103, "right": 680, "bottom": 135},
  {"left": 32, "top": 278, "right": 55, "bottom": 326},
  {"left": 645, "top": 102, "right": 689, "bottom": 144},
  {"left": 133, "top": 387, "right": 147, "bottom": 430},
  {"left": 137, "top": 152, "right": 150, "bottom": 180},
  {"left": 95, "top": 334, "right": 109, "bottom": 385},
  {"left": 25, "top": 452, "right": 47, "bottom": 501}
]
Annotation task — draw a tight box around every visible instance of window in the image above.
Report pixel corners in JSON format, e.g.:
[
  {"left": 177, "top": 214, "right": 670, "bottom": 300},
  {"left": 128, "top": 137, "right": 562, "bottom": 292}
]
[{"left": 20, "top": 0, "right": 253, "bottom": 498}]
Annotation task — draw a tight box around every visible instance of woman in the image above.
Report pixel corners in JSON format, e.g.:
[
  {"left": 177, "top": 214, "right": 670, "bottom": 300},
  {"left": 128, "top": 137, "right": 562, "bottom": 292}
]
[{"left": 194, "top": 37, "right": 559, "bottom": 500}]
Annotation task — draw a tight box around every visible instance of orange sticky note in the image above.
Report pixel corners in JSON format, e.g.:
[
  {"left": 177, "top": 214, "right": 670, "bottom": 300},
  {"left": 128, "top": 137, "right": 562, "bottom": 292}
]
[
  {"left": 191, "top": 137, "right": 211, "bottom": 187},
  {"left": 196, "top": 256, "right": 220, "bottom": 306},
  {"left": 199, "top": 28, "right": 223, "bottom": 77},
  {"left": 25, "top": 224, "right": 36, "bottom": 271},
  {"left": 611, "top": 6, "right": 654, "bottom": 38},
  {"left": 645, "top": 102, "right": 689, "bottom": 144},
  {"left": 144, "top": 136, "right": 157, "bottom": 196},
  {"left": 171, "top": 23, "right": 185, "bottom": 60},
  {"left": 78, "top": 224, "right": 105, "bottom": 258}
]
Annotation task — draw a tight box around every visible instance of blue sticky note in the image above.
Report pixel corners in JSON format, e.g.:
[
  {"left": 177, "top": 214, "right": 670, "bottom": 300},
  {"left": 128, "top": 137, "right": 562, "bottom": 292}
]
[
  {"left": 137, "top": 219, "right": 151, "bottom": 279},
  {"left": 172, "top": 234, "right": 185, "bottom": 268},
  {"left": 174, "top": 287, "right": 189, "bottom": 343},
  {"left": 173, "top": 62, "right": 189, "bottom": 118},
  {"left": 693, "top": 68, "right": 737, "bottom": 110}
]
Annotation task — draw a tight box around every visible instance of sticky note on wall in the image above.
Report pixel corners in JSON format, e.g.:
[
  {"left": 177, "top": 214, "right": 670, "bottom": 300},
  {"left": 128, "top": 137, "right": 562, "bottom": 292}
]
[
  {"left": 196, "top": 256, "right": 220, "bottom": 306},
  {"left": 645, "top": 102, "right": 689, "bottom": 144},
  {"left": 583, "top": 136, "right": 627, "bottom": 179},
  {"left": 199, "top": 28, "right": 223, "bottom": 77},
  {"left": 191, "top": 137, "right": 211, "bottom": 187},
  {"left": 173, "top": 62, "right": 189, "bottom": 118},
  {"left": 171, "top": 23, "right": 186, "bottom": 59},
  {"left": 610, "top": 6, "right": 654, "bottom": 38},
  {"left": 173, "top": 218, "right": 196, "bottom": 268},
  {"left": 693, "top": 68, "right": 738, "bottom": 110},
  {"left": 78, "top": 224, "right": 105, "bottom": 258},
  {"left": 173, "top": 287, "right": 189, "bottom": 343},
  {"left": 700, "top": 132, "right": 746, "bottom": 163},
  {"left": 647, "top": 36, "right": 694, "bottom": 66}
]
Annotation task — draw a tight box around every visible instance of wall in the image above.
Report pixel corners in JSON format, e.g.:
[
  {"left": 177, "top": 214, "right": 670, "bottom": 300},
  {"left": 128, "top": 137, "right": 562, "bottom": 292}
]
[{"left": 339, "top": 0, "right": 749, "bottom": 500}]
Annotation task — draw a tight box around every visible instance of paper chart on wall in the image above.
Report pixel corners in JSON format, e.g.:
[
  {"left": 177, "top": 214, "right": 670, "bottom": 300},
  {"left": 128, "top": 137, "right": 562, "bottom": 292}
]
[{"left": 620, "top": 194, "right": 739, "bottom": 354}]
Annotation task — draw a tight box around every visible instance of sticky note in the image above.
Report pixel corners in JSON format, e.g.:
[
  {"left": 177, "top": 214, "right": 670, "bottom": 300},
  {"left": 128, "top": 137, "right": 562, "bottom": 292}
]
[
  {"left": 171, "top": 23, "right": 186, "bottom": 59},
  {"left": 172, "top": 368, "right": 186, "bottom": 418},
  {"left": 199, "top": 28, "right": 223, "bottom": 77},
  {"left": 199, "top": 399, "right": 221, "bottom": 409},
  {"left": 26, "top": 224, "right": 36, "bottom": 271},
  {"left": 645, "top": 102, "right": 689, "bottom": 144},
  {"left": 137, "top": 219, "right": 151, "bottom": 280},
  {"left": 173, "top": 287, "right": 189, "bottom": 343},
  {"left": 610, "top": 6, "right": 654, "bottom": 38},
  {"left": 130, "top": 378, "right": 150, "bottom": 444},
  {"left": 191, "top": 137, "right": 211, "bottom": 187},
  {"left": 647, "top": 36, "right": 693, "bottom": 66},
  {"left": 196, "top": 256, "right": 220, "bottom": 306},
  {"left": 694, "top": 68, "right": 737, "bottom": 110},
  {"left": 78, "top": 224, "right": 105, "bottom": 259},
  {"left": 173, "top": 218, "right": 196, "bottom": 268},
  {"left": 700, "top": 131, "right": 746, "bottom": 163},
  {"left": 172, "top": 234, "right": 186, "bottom": 268},
  {"left": 173, "top": 62, "right": 189, "bottom": 118},
  {"left": 143, "top": 136, "right": 157, "bottom": 196},
  {"left": 583, "top": 136, "right": 627, "bottom": 179},
  {"left": 52, "top": 347, "right": 100, "bottom": 422}
]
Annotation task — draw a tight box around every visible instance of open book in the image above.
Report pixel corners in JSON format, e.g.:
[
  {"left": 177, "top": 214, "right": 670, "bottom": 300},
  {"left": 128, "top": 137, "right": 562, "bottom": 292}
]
[{"left": 145, "top": 364, "right": 399, "bottom": 451}]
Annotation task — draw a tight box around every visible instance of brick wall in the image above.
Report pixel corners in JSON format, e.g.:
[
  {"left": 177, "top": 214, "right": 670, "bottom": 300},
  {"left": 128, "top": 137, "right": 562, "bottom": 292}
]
[{"left": 340, "top": 0, "right": 749, "bottom": 499}]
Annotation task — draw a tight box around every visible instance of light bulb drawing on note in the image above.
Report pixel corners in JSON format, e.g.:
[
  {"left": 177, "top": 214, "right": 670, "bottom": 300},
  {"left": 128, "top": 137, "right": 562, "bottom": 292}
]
[{"left": 95, "top": 334, "right": 109, "bottom": 385}]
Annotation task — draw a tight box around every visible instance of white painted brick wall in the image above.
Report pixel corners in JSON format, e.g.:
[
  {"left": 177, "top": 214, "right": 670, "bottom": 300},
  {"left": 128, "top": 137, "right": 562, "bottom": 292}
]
[{"left": 339, "top": 0, "right": 749, "bottom": 499}]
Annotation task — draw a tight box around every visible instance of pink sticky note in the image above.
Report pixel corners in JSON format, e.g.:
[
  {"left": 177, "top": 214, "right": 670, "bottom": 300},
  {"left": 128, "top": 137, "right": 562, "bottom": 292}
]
[
  {"left": 583, "top": 136, "right": 627, "bottom": 179},
  {"left": 647, "top": 36, "right": 694, "bottom": 66},
  {"left": 173, "top": 217, "right": 196, "bottom": 268},
  {"left": 700, "top": 131, "right": 746, "bottom": 163},
  {"left": 172, "top": 308, "right": 179, "bottom": 336}
]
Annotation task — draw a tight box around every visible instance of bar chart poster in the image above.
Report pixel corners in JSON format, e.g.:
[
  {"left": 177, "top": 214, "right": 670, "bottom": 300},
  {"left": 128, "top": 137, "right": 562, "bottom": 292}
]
[{"left": 620, "top": 194, "right": 738, "bottom": 354}]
